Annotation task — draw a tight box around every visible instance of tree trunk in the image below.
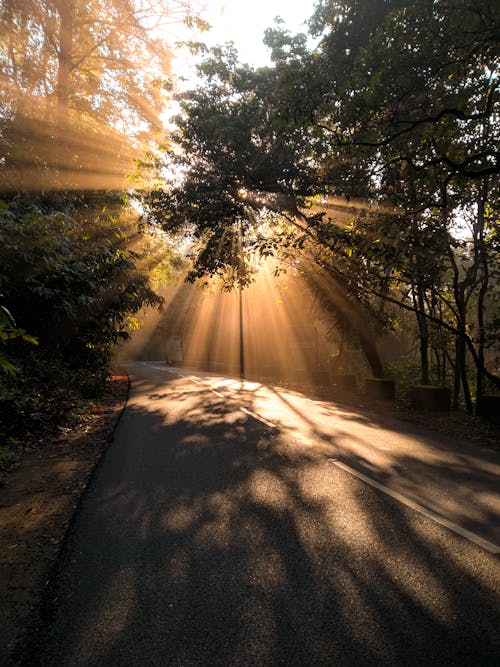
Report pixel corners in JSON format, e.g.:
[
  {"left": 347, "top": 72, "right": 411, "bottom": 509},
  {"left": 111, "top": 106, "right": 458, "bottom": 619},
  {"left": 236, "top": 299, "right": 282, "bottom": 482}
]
[
  {"left": 433, "top": 347, "right": 441, "bottom": 386},
  {"left": 453, "top": 338, "right": 461, "bottom": 410},
  {"left": 475, "top": 182, "right": 489, "bottom": 414},
  {"left": 461, "top": 354, "right": 473, "bottom": 414},
  {"left": 359, "top": 333, "right": 384, "bottom": 378},
  {"left": 410, "top": 214, "right": 430, "bottom": 385},
  {"left": 413, "top": 281, "right": 430, "bottom": 384},
  {"left": 55, "top": 1, "right": 74, "bottom": 112},
  {"left": 454, "top": 335, "right": 473, "bottom": 414},
  {"left": 441, "top": 349, "right": 446, "bottom": 387},
  {"left": 305, "top": 265, "right": 385, "bottom": 378},
  {"left": 328, "top": 280, "right": 385, "bottom": 378}
]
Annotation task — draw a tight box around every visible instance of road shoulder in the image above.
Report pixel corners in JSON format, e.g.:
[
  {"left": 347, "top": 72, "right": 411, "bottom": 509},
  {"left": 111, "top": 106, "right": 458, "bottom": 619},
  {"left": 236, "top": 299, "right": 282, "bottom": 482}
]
[{"left": 0, "top": 374, "right": 129, "bottom": 666}]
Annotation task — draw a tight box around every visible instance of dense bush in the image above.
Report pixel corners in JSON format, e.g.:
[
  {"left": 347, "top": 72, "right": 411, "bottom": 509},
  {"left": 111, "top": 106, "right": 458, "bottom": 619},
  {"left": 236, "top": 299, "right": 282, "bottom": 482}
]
[{"left": 0, "top": 190, "right": 170, "bottom": 451}]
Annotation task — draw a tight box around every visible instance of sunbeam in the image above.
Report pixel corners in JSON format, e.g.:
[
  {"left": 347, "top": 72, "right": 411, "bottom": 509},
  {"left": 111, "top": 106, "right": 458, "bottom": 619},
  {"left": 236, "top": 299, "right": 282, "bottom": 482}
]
[
  {"left": 0, "top": 93, "right": 152, "bottom": 191},
  {"left": 117, "top": 260, "right": 340, "bottom": 387}
]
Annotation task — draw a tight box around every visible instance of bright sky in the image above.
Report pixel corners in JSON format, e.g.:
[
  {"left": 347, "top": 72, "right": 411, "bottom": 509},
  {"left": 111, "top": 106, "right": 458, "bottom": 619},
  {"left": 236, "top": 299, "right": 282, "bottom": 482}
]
[
  {"left": 164, "top": 1, "right": 317, "bottom": 123},
  {"left": 203, "top": 0, "right": 317, "bottom": 67},
  {"left": 172, "top": 0, "right": 317, "bottom": 82}
]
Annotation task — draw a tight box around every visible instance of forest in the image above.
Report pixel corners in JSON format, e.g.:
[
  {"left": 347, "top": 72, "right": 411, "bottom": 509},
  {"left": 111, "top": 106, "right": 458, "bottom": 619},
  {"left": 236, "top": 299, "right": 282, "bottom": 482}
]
[{"left": 1, "top": 0, "right": 499, "bottom": 469}]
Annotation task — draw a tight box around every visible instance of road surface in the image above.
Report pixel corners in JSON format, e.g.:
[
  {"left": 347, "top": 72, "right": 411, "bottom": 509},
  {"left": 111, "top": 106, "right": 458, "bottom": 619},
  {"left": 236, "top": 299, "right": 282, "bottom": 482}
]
[{"left": 38, "top": 362, "right": 500, "bottom": 666}]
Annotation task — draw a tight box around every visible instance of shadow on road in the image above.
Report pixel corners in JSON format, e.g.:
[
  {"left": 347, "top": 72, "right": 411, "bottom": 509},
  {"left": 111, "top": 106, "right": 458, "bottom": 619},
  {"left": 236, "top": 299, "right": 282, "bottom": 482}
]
[{"left": 39, "top": 372, "right": 500, "bottom": 666}]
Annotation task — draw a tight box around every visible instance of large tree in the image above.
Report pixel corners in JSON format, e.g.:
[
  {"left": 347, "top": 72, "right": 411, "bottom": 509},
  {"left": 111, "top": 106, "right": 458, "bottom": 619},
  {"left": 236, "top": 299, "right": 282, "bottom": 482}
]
[
  {"left": 148, "top": 0, "right": 500, "bottom": 398},
  {"left": 146, "top": 44, "right": 388, "bottom": 376},
  {"left": 303, "top": 0, "right": 500, "bottom": 404},
  {"left": 307, "top": 0, "right": 499, "bottom": 202},
  {"left": 0, "top": 0, "right": 208, "bottom": 189},
  {"left": 0, "top": 0, "right": 208, "bottom": 122}
]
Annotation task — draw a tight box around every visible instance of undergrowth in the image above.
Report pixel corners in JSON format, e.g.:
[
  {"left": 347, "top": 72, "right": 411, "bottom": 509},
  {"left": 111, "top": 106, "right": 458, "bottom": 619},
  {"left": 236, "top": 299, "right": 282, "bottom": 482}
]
[{"left": 0, "top": 351, "right": 108, "bottom": 462}]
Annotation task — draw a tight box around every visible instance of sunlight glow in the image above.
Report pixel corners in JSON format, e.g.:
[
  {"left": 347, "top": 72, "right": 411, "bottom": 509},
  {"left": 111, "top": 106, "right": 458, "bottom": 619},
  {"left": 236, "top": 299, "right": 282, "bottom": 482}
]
[
  {"left": 0, "top": 91, "right": 151, "bottom": 191},
  {"left": 116, "top": 260, "right": 338, "bottom": 389},
  {"left": 189, "top": 0, "right": 316, "bottom": 68},
  {"left": 0, "top": 1, "right": 315, "bottom": 191}
]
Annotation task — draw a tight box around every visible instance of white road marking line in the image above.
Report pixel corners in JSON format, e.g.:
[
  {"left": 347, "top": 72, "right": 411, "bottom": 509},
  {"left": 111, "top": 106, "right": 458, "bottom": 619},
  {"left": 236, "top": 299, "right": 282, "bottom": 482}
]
[
  {"left": 136, "top": 364, "right": 500, "bottom": 554},
  {"left": 142, "top": 363, "right": 171, "bottom": 372},
  {"left": 183, "top": 377, "right": 276, "bottom": 426},
  {"left": 328, "top": 459, "right": 500, "bottom": 555},
  {"left": 240, "top": 407, "right": 277, "bottom": 429}
]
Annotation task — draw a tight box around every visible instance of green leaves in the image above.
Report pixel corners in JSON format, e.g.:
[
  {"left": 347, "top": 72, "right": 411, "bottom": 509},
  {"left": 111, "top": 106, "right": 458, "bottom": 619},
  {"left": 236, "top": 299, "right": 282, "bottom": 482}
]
[
  {"left": 0, "top": 305, "right": 15, "bottom": 329},
  {"left": 0, "top": 358, "right": 18, "bottom": 377},
  {"left": 0, "top": 302, "right": 38, "bottom": 377},
  {"left": 0, "top": 192, "right": 165, "bottom": 371}
]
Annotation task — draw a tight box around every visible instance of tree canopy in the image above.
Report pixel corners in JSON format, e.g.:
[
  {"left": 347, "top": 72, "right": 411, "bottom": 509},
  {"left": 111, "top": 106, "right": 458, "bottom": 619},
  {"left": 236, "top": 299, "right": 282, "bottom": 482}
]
[
  {"left": 0, "top": 0, "right": 202, "bottom": 448},
  {"left": 0, "top": 0, "right": 208, "bottom": 189},
  {"left": 147, "top": 0, "right": 499, "bottom": 408}
]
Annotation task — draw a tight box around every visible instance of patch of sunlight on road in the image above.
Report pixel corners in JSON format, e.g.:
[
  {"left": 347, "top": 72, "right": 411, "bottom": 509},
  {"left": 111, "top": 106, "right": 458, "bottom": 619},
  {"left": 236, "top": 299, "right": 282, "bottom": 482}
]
[
  {"left": 303, "top": 465, "right": 379, "bottom": 545},
  {"left": 244, "top": 549, "right": 287, "bottom": 590},
  {"left": 298, "top": 464, "right": 457, "bottom": 626},
  {"left": 250, "top": 469, "right": 291, "bottom": 509},
  {"left": 163, "top": 502, "right": 200, "bottom": 533}
]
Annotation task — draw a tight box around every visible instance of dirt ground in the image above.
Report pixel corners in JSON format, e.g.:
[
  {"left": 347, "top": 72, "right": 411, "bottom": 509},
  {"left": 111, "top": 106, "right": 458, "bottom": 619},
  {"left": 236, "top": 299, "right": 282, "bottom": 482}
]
[
  {"left": 0, "top": 371, "right": 498, "bottom": 665},
  {"left": 0, "top": 374, "right": 129, "bottom": 666}
]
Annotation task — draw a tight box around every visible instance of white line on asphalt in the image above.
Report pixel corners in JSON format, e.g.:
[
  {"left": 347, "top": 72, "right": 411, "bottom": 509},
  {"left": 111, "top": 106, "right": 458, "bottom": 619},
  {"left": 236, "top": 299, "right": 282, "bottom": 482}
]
[
  {"left": 328, "top": 459, "right": 500, "bottom": 555},
  {"left": 181, "top": 376, "right": 275, "bottom": 425},
  {"left": 240, "top": 407, "right": 277, "bottom": 429},
  {"left": 143, "top": 363, "right": 173, "bottom": 372},
  {"left": 136, "top": 364, "right": 499, "bottom": 554}
]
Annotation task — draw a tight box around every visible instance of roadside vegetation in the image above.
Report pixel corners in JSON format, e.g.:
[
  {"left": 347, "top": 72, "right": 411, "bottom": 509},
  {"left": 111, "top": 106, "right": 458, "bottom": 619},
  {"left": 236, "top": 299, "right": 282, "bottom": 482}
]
[
  {"left": 0, "top": 191, "right": 171, "bottom": 470},
  {"left": 0, "top": 0, "right": 203, "bottom": 471}
]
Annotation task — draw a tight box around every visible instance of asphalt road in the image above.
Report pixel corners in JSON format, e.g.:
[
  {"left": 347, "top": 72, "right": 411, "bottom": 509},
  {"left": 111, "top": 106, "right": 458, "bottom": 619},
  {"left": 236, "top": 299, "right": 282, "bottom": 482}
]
[{"left": 38, "top": 362, "right": 500, "bottom": 666}]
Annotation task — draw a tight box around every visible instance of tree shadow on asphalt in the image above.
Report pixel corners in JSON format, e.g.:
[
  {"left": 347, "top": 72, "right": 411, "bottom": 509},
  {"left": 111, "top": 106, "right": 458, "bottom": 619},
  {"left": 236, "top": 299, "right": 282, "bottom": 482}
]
[
  {"left": 261, "top": 382, "right": 500, "bottom": 544},
  {"left": 38, "top": 375, "right": 500, "bottom": 667}
]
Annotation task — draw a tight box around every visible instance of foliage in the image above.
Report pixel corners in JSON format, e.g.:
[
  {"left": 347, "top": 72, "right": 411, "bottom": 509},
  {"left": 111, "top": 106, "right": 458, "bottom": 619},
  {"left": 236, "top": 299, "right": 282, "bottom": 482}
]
[
  {"left": 0, "top": 348, "right": 107, "bottom": 454},
  {"left": 0, "top": 0, "right": 207, "bottom": 127},
  {"left": 0, "top": 191, "right": 172, "bottom": 447},
  {"left": 0, "top": 1, "right": 198, "bottom": 452},
  {"left": 1, "top": 192, "right": 165, "bottom": 364},
  {"left": 307, "top": 0, "right": 499, "bottom": 204},
  {"left": 0, "top": 444, "right": 15, "bottom": 482},
  {"left": 0, "top": 0, "right": 208, "bottom": 190},
  {"left": 0, "top": 295, "right": 38, "bottom": 376},
  {"left": 146, "top": 0, "right": 499, "bottom": 406},
  {"left": 145, "top": 42, "right": 320, "bottom": 286},
  {"left": 386, "top": 357, "right": 427, "bottom": 404}
]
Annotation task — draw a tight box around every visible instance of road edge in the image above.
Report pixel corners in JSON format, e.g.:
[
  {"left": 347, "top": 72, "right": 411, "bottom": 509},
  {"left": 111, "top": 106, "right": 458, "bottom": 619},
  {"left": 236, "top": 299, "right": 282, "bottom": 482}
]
[{"left": 2, "top": 373, "right": 130, "bottom": 666}]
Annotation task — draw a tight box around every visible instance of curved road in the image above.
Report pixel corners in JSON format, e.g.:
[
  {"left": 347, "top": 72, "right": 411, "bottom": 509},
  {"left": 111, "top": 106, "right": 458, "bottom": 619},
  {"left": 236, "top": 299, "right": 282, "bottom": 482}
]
[{"left": 38, "top": 362, "right": 500, "bottom": 666}]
